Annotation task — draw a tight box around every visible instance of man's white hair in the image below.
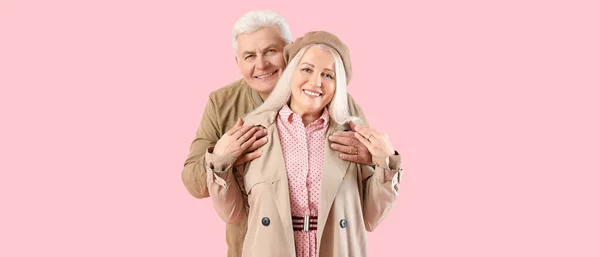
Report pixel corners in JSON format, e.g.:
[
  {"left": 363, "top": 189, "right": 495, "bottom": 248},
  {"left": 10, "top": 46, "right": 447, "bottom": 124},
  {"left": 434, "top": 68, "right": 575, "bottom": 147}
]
[
  {"left": 245, "top": 44, "right": 360, "bottom": 125},
  {"left": 232, "top": 10, "right": 292, "bottom": 54}
]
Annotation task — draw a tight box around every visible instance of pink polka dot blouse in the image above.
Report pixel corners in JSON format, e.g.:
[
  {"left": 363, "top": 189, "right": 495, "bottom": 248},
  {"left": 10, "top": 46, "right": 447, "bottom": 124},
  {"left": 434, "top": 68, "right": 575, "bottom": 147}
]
[{"left": 276, "top": 104, "right": 330, "bottom": 257}]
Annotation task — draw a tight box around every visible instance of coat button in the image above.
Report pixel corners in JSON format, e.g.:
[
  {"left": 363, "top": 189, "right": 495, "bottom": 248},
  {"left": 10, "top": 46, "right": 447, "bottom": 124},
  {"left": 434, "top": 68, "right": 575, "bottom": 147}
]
[
  {"left": 340, "top": 219, "right": 347, "bottom": 228},
  {"left": 262, "top": 217, "right": 270, "bottom": 226}
]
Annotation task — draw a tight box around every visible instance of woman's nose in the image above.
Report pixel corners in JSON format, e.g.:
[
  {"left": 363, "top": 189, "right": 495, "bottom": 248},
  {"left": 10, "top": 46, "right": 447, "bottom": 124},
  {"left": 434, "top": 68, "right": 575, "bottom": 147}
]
[{"left": 309, "top": 73, "right": 322, "bottom": 87}]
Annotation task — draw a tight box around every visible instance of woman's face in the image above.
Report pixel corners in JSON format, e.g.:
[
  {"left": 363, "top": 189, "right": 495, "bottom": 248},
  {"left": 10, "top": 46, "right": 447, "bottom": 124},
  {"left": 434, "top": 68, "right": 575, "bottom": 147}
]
[{"left": 289, "top": 46, "right": 336, "bottom": 117}]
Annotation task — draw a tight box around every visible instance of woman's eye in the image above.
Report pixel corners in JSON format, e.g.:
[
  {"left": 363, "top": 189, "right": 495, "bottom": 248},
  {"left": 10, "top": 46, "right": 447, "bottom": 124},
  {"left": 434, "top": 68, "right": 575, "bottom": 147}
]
[{"left": 301, "top": 68, "right": 312, "bottom": 73}]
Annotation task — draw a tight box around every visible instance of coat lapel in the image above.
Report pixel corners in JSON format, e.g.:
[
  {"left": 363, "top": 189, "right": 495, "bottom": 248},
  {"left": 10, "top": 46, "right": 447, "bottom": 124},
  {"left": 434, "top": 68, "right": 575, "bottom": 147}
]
[
  {"left": 246, "top": 111, "right": 296, "bottom": 254},
  {"left": 246, "top": 111, "right": 352, "bottom": 255},
  {"left": 266, "top": 124, "right": 295, "bottom": 252},
  {"left": 317, "top": 122, "right": 350, "bottom": 253}
]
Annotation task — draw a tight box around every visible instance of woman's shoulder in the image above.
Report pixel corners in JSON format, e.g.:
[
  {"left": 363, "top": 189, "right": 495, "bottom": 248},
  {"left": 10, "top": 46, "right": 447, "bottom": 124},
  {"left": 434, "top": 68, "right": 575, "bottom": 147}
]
[{"left": 243, "top": 109, "right": 279, "bottom": 128}]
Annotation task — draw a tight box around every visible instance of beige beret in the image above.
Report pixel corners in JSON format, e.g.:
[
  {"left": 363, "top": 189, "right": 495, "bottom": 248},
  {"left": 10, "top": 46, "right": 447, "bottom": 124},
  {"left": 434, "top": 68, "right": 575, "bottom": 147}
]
[{"left": 283, "top": 31, "right": 352, "bottom": 83}]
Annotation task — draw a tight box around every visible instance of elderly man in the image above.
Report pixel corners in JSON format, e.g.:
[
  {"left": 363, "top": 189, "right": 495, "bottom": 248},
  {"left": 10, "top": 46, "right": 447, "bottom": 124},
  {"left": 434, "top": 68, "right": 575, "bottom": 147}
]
[{"left": 181, "top": 10, "right": 374, "bottom": 257}]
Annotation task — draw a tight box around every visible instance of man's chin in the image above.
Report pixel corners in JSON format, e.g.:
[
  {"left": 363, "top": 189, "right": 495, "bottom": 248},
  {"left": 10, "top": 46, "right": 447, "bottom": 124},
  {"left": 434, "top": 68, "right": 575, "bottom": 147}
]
[{"left": 247, "top": 81, "right": 276, "bottom": 94}]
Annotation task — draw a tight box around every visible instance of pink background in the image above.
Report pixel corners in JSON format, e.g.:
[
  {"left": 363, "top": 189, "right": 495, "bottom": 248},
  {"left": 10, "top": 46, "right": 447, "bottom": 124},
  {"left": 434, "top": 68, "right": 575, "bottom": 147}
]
[{"left": 1, "top": 0, "right": 599, "bottom": 256}]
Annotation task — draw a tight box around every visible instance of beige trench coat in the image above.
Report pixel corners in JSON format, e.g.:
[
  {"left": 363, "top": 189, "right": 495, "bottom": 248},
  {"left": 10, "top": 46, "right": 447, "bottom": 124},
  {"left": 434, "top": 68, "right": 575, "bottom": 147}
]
[{"left": 205, "top": 110, "right": 402, "bottom": 257}]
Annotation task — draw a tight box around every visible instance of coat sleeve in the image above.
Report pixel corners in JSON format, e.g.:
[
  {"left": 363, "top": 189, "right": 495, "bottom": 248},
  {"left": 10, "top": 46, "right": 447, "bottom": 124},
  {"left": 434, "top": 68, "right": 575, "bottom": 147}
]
[
  {"left": 360, "top": 153, "right": 403, "bottom": 231},
  {"left": 181, "top": 93, "right": 221, "bottom": 199},
  {"left": 205, "top": 147, "right": 247, "bottom": 223}
]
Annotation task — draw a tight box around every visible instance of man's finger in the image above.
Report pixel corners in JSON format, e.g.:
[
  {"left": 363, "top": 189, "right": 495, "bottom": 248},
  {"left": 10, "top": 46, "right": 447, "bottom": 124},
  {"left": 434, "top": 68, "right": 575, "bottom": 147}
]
[
  {"left": 246, "top": 136, "right": 268, "bottom": 152},
  {"left": 331, "top": 143, "right": 356, "bottom": 155},
  {"left": 340, "top": 153, "right": 374, "bottom": 165},
  {"left": 234, "top": 151, "right": 262, "bottom": 166},
  {"left": 227, "top": 122, "right": 245, "bottom": 136},
  {"left": 240, "top": 134, "right": 258, "bottom": 150},
  {"left": 226, "top": 118, "right": 245, "bottom": 135},
  {"left": 252, "top": 128, "right": 268, "bottom": 140},
  {"left": 329, "top": 134, "right": 357, "bottom": 146},
  {"left": 339, "top": 153, "right": 358, "bottom": 162},
  {"left": 238, "top": 127, "right": 258, "bottom": 143},
  {"left": 232, "top": 125, "right": 254, "bottom": 139},
  {"left": 332, "top": 131, "right": 356, "bottom": 139}
]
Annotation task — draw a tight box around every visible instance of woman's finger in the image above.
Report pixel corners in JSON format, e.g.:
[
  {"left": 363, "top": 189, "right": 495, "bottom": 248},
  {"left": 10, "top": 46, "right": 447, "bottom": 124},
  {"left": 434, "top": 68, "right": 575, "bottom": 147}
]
[
  {"left": 352, "top": 124, "right": 371, "bottom": 138},
  {"left": 354, "top": 124, "right": 383, "bottom": 142},
  {"left": 368, "top": 127, "right": 383, "bottom": 139},
  {"left": 354, "top": 131, "right": 374, "bottom": 150}
]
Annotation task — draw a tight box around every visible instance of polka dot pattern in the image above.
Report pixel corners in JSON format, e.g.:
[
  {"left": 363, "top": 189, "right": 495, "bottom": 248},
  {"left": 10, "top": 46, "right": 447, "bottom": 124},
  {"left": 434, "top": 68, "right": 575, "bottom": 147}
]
[{"left": 276, "top": 105, "right": 329, "bottom": 257}]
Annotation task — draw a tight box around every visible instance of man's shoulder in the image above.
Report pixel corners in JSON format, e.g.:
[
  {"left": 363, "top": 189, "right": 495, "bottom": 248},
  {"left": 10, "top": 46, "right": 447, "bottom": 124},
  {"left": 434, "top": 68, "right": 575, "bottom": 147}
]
[{"left": 208, "top": 79, "right": 247, "bottom": 100}]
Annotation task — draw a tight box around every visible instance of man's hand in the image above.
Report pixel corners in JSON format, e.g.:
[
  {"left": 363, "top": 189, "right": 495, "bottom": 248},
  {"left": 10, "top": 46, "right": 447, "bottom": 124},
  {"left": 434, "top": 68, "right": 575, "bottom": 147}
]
[
  {"left": 214, "top": 118, "right": 263, "bottom": 161},
  {"left": 329, "top": 120, "right": 374, "bottom": 165},
  {"left": 233, "top": 126, "right": 268, "bottom": 166}
]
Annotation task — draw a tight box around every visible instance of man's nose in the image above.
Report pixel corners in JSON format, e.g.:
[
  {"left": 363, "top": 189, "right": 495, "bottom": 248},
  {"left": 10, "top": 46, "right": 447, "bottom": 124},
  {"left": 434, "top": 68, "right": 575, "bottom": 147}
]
[{"left": 255, "top": 55, "right": 269, "bottom": 70}]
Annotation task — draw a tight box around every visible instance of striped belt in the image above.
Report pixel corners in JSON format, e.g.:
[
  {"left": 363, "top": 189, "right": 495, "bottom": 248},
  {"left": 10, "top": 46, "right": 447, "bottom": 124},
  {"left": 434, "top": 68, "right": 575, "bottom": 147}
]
[{"left": 292, "top": 215, "right": 317, "bottom": 231}]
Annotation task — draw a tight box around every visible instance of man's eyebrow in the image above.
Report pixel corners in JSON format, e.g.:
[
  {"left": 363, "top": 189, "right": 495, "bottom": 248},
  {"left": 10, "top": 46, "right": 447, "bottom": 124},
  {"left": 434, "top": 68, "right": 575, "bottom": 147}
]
[
  {"left": 241, "top": 44, "right": 279, "bottom": 56},
  {"left": 260, "top": 44, "right": 278, "bottom": 52}
]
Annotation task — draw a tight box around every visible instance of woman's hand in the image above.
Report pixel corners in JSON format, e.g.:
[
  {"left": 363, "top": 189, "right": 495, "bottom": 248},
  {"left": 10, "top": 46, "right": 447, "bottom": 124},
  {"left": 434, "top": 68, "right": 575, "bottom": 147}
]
[{"left": 353, "top": 124, "right": 395, "bottom": 167}]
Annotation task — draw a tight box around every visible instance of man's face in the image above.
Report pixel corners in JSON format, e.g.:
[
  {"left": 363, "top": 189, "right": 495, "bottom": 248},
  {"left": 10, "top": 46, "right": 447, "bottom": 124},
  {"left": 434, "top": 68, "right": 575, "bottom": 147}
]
[{"left": 235, "top": 26, "right": 287, "bottom": 99}]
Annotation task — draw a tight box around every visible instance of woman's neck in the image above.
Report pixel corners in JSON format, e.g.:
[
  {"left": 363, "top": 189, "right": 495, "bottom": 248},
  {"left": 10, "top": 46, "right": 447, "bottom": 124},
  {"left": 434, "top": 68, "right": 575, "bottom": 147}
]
[{"left": 288, "top": 104, "right": 323, "bottom": 127}]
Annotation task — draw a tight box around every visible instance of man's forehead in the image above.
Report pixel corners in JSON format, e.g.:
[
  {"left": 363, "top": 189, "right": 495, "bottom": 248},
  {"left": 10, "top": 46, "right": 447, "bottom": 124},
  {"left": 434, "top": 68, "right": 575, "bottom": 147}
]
[
  {"left": 237, "top": 39, "right": 285, "bottom": 52},
  {"left": 236, "top": 30, "right": 286, "bottom": 52}
]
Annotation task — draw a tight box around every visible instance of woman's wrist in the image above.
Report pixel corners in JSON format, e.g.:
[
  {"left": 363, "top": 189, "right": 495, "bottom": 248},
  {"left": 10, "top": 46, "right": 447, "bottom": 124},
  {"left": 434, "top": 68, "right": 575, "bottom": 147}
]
[{"left": 373, "top": 156, "right": 390, "bottom": 168}]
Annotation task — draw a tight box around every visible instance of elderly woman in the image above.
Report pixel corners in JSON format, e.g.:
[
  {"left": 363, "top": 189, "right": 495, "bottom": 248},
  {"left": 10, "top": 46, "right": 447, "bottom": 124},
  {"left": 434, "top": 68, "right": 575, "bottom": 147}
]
[{"left": 205, "top": 31, "right": 402, "bottom": 257}]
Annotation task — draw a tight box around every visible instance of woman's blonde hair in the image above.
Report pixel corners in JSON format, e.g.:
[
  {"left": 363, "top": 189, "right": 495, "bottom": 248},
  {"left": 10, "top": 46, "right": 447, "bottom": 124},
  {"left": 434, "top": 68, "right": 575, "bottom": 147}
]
[{"left": 245, "top": 44, "right": 360, "bottom": 125}]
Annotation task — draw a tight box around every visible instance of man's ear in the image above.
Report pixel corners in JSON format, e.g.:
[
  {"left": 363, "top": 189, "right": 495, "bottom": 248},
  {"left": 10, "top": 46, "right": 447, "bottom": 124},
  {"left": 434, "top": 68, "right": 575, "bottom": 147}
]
[{"left": 234, "top": 56, "right": 243, "bottom": 71}]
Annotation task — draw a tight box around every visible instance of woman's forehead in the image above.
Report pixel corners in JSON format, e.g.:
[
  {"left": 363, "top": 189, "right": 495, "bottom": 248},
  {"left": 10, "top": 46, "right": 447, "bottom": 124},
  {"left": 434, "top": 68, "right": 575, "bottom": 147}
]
[{"left": 300, "top": 47, "right": 335, "bottom": 69}]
